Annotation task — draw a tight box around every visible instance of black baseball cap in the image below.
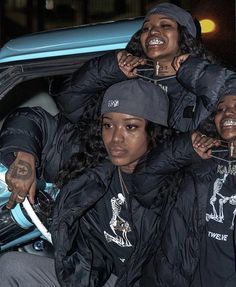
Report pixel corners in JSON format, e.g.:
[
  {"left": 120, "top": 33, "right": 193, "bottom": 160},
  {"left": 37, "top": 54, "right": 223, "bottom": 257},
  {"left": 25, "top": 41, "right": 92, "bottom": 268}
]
[
  {"left": 145, "top": 2, "right": 197, "bottom": 38},
  {"left": 101, "top": 79, "right": 169, "bottom": 126}
]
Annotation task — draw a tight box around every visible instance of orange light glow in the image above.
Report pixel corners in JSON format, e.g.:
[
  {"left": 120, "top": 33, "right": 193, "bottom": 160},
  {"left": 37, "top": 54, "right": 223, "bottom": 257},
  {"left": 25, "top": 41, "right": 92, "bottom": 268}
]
[{"left": 200, "top": 19, "right": 216, "bottom": 33}]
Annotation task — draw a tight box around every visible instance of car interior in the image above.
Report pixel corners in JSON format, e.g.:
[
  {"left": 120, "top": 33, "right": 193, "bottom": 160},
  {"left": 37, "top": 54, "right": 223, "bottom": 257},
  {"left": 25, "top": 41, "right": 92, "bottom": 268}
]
[
  {"left": 0, "top": 50, "right": 112, "bottom": 254},
  {"left": 0, "top": 51, "right": 107, "bottom": 128}
]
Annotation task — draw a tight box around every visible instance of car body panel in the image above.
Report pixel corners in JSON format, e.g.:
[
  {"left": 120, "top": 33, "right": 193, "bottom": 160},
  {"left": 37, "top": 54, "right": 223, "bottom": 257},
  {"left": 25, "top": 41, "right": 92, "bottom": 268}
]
[
  {"left": 0, "top": 18, "right": 143, "bottom": 103},
  {"left": 0, "top": 18, "right": 143, "bottom": 64}
]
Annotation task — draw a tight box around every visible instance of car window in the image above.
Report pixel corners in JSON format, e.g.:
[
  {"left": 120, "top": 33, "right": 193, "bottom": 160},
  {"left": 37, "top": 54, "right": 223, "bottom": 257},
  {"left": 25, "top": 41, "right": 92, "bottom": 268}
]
[
  {"left": 0, "top": 77, "right": 58, "bottom": 127},
  {"left": 0, "top": 51, "right": 106, "bottom": 99},
  {"left": 0, "top": 51, "right": 109, "bottom": 126},
  {"left": 0, "top": 17, "right": 144, "bottom": 129}
]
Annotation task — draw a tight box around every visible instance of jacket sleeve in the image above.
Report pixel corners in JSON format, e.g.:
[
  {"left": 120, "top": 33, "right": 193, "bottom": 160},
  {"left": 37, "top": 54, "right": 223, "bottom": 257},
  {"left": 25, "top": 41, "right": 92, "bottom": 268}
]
[
  {"left": 150, "top": 173, "right": 200, "bottom": 287},
  {"left": 50, "top": 50, "right": 127, "bottom": 123},
  {"left": 132, "top": 133, "right": 201, "bottom": 207},
  {"left": 177, "top": 56, "right": 236, "bottom": 111},
  {"left": 51, "top": 160, "right": 115, "bottom": 286},
  {"left": 0, "top": 107, "right": 59, "bottom": 174}
]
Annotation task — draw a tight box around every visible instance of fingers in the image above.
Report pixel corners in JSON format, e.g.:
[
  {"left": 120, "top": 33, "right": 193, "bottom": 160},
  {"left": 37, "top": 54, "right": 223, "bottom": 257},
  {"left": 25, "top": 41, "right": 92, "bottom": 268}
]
[
  {"left": 172, "top": 54, "right": 190, "bottom": 71},
  {"left": 5, "top": 152, "right": 37, "bottom": 209},
  {"left": 6, "top": 194, "right": 16, "bottom": 209},
  {"left": 6, "top": 192, "right": 26, "bottom": 209},
  {"left": 117, "top": 50, "right": 146, "bottom": 78},
  {"left": 5, "top": 180, "right": 36, "bottom": 209},
  {"left": 119, "top": 54, "right": 145, "bottom": 67},
  {"left": 5, "top": 169, "right": 28, "bottom": 208},
  {"left": 192, "top": 133, "right": 220, "bottom": 150},
  {"left": 191, "top": 132, "right": 221, "bottom": 160},
  {"left": 28, "top": 181, "right": 36, "bottom": 205}
]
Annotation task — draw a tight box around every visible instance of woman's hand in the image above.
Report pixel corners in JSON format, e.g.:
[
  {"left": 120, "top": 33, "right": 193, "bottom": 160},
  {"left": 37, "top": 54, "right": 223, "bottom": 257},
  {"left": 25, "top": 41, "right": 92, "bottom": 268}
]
[
  {"left": 191, "top": 132, "right": 221, "bottom": 159},
  {"left": 5, "top": 151, "right": 36, "bottom": 209},
  {"left": 117, "top": 50, "right": 146, "bottom": 78},
  {"left": 172, "top": 54, "right": 190, "bottom": 71}
]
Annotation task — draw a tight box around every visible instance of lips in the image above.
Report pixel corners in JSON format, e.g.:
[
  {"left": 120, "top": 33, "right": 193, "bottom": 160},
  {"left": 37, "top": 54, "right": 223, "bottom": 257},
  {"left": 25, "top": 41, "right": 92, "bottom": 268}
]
[
  {"left": 108, "top": 147, "right": 127, "bottom": 157},
  {"left": 146, "top": 37, "right": 165, "bottom": 48},
  {"left": 221, "top": 118, "right": 236, "bottom": 128}
]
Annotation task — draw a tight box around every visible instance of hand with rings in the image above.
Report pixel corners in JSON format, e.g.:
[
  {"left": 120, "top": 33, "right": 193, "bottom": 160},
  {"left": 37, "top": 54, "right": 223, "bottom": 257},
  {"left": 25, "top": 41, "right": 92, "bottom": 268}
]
[
  {"left": 6, "top": 191, "right": 26, "bottom": 209},
  {"left": 5, "top": 151, "right": 37, "bottom": 209},
  {"left": 117, "top": 50, "right": 146, "bottom": 78},
  {"left": 191, "top": 132, "right": 221, "bottom": 159},
  {"left": 17, "top": 194, "right": 25, "bottom": 201}
]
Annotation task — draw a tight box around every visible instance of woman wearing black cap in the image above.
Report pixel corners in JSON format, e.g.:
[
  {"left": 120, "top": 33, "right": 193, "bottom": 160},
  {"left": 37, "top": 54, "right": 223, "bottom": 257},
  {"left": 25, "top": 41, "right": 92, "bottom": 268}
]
[
  {"left": 3, "top": 2, "right": 235, "bottom": 207},
  {"left": 140, "top": 86, "right": 236, "bottom": 287},
  {"left": 118, "top": 2, "right": 230, "bottom": 132},
  {"left": 0, "top": 79, "right": 211, "bottom": 287},
  {"left": 50, "top": 2, "right": 234, "bottom": 133}
]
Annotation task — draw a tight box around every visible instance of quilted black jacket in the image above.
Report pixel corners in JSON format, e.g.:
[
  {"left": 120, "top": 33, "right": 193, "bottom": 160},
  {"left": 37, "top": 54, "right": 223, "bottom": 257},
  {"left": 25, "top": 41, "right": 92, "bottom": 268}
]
[
  {"left": 50, "top": 134, "right": 200, "bottom": 287},
  {"left": 141, "top": 156, "right": 236, "bottom": 287},
  {"left": 51, "top": 51, "right": 236, "bottom": 132},
  {"left": 0, "top": 107, "right": 79, "bottom": 182}
]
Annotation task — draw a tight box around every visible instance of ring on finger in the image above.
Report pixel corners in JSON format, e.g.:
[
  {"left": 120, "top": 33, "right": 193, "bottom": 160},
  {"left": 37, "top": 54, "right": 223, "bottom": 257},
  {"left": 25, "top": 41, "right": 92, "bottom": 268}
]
[
  {"left": 17, "top": 194, "right": 25, "bottom": 200},
  {"left": 201, "top": 134, "right": 206, "bottom": 138}
]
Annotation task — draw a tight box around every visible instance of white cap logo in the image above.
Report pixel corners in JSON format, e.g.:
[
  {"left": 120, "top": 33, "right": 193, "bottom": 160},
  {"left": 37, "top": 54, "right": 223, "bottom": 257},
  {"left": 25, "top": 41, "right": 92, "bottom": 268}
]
[{"left": 108, "top": 100, "right": 119, "bottom": 108}]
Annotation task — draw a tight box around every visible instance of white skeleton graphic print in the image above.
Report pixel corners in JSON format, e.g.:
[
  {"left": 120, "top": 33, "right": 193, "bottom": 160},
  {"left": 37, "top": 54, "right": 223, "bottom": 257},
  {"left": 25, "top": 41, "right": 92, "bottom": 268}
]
[
  {"left": 104, "top": 193, "right": 133, "bottom": 247},
  {"left": 206, "top": 173, "right": 236, "bottom": 230}
]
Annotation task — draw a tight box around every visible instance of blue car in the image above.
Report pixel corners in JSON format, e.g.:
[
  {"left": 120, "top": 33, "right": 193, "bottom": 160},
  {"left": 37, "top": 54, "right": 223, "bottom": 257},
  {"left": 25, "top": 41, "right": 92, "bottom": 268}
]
[
  {"left": 0, "top": 18, "right": 142, "bottom": 116},
  {"left": 0, "top": 18, "right": 143, "bottom": 253}
]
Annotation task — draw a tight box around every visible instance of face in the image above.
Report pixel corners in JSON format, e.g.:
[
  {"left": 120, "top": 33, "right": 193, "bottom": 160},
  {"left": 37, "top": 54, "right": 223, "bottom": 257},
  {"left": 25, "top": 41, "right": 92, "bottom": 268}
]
[
  {"left": 102, "top": 112, "right": 149, "bottom": 173},
  {"left": 215, "top": 95, "right": 236, "bottom": 141},
  {"left": 140, "top": 14, "right": 180, "bottom": 61}
]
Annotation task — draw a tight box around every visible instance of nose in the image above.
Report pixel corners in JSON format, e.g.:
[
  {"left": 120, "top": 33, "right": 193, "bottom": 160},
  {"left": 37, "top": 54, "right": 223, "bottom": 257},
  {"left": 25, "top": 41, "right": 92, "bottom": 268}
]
[
  {"left": 150, "top": 26, "right": 161, "bottom": 35},
  {"left": 111, "top": 127, "right": 124, "bottom": 143},
  {"left": 225, "top": 107, "right": 235, "bottom": 115}
]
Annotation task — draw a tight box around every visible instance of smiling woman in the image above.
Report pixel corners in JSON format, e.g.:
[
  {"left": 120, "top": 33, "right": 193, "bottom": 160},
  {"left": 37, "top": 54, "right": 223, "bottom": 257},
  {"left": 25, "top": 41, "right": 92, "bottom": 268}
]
[
  {"left": 215, "top": 94, "right": 236, "bottom": 142},
  {"left": 53, "top": 2, "right": 224, "bottom": 133},
  {"left": 150, "top": 79, "right": 236, "bottom": 287},
  {"left": 114, "top": 3, "right": 222, "bottom": 133},
  {"left": 1, "top": 42, "right": 236, "bottom": 285}
]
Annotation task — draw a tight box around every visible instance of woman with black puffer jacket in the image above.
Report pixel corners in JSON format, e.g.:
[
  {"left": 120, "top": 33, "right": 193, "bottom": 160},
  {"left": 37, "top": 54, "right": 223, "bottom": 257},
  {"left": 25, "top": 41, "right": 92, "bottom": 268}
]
[{"left": 50, "top": 2, "right": 236, "bottom": 132}]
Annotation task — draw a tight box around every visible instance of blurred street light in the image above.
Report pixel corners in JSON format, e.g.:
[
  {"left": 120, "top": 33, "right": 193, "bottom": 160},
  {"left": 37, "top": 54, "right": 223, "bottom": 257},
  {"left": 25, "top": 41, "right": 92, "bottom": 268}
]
[{"left": 199, "top": 19, "right": 216, "bottom": 33}]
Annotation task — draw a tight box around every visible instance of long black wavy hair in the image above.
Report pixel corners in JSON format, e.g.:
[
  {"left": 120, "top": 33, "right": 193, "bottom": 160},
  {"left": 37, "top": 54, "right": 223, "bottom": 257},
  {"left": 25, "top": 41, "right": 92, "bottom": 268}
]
[
  {"left": 56, "top": 93, "right": 165, "bottom": 187},
  {"left": 126, "top": 23, "right": 218, "bottom": 63}
]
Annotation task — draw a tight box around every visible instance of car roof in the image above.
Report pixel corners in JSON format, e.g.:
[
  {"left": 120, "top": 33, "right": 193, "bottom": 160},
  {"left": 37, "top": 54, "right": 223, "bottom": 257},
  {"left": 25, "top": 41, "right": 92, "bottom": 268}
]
[{"left": 0, "top": 18, "right": 143, "bottom": 64}]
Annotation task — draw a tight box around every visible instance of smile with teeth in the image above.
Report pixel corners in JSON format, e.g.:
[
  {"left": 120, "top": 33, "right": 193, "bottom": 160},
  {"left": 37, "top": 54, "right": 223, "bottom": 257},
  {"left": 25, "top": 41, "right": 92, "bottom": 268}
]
[
  {"left": 222, "top": 119, "right": 236, "bottom": 127},
  {"left": 147, "top": 38, "right": 164, "bottom": 46}
]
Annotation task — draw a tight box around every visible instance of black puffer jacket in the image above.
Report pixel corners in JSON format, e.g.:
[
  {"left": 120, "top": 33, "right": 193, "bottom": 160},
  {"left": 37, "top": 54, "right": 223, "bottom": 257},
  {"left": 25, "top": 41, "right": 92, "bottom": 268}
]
[
  {"left": 50, "top": 134, "right": 200, "bottom": 287},
  {"left": 51, "top": 51, "right": 236, "bottom": 132},
  {"left": 0, "top": 107, "right": 79, "bottom": 182},
  {"left": 141, "top": 155, "right": 236, "bottom": 287}
]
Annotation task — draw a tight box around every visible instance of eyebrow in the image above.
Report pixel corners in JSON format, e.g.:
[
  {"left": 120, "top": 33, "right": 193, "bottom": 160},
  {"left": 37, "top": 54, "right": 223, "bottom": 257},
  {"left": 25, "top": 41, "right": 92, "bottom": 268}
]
[
  {"left": 123, "top": 118, "right": 144, "bottom": 122},
  {"left": 143, "top": 16, "right": 175, "bottom": 24},
  {"left": 218, "top": 99, "right": 236, "bottom": 106},
  {"left": 103, "top": 116, "right": 144, "bottom": 122}
]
